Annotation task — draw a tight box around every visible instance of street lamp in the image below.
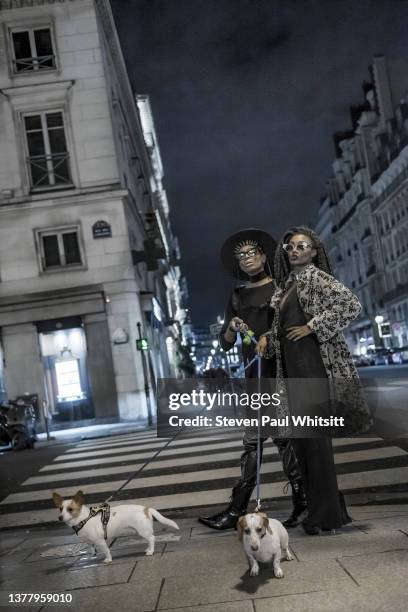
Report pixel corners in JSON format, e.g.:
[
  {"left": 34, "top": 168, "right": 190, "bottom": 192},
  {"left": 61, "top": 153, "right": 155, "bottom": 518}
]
[
  {"left": 375, "top": 315, "right": 384, "bottom": 325},
  {"left": 212, "top": 340, "right": 219, "bottom": 349}
]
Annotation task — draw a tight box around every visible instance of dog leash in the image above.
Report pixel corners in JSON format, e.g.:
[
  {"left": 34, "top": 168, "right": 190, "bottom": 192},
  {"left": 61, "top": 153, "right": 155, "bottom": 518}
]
[
  {"left": 240, "top": 330, "right": 264, "bottom": 513},
  {"left": 255, "top": 350, "right": 262, "bottom": 512},
  {"left": 104, "top": 418, "right": 199, "bottom": 504},
  {"left": 105, "top": 330, "right": 265, "bottom": 511}
]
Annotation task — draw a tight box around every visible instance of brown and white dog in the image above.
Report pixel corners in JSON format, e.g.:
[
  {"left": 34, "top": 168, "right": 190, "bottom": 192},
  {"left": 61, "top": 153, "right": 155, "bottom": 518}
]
[
  {"left": 52, "top": 490, "right": 179, "bottom": 563},
  {"left": 237, "top": 512, "right": 293, "bottom": 577}
]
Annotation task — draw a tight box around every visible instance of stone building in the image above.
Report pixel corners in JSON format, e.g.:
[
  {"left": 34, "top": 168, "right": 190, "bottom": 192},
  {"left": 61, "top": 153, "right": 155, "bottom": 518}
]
[
  {"left": 316, "top": 55, "right": 408, "bottom": 354},
  {"left": 0, "top": 0, "right": 187, "bottom": 428}
]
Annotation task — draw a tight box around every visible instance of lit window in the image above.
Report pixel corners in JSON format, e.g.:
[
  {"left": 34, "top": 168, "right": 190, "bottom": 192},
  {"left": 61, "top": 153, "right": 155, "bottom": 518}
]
[
  {"left": 10, "top": 26, "right": 56, "bottom": 73},
  {"left": 37, "top": 227, "right": 83, "bottom": 271},
  {"left": 55, "top": 359, "right": 83, "bottom": 402},
  {"left": 24, "top": 111, "right": 72, "bottom": 190}
]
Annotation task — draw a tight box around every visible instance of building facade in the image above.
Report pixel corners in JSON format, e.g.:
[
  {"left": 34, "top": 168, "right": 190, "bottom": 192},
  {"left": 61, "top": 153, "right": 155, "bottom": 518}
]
[
  {"left": 0, "top": 0, "right": 187, "bottom": 429},
  {"left": 316, "top": 55, "right": 408, "bottom": 355}
]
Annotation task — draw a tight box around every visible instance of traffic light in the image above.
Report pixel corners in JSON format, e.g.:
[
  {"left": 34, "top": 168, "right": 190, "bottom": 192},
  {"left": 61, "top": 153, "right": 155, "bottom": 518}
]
[{"left": 136, "top": 338, "right": 150, "bottom": 351}]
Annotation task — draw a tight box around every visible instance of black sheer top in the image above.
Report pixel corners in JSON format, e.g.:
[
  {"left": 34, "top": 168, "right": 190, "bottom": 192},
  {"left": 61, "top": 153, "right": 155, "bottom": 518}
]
[{"left": 219, "top": 281, "right": 276, "bottom": 378}]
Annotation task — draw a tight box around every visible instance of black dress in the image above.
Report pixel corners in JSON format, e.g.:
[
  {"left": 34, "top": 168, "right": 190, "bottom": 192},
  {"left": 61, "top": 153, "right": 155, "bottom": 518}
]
[{"left": 279, "top": 285, "right": 351, "bottom": 529}]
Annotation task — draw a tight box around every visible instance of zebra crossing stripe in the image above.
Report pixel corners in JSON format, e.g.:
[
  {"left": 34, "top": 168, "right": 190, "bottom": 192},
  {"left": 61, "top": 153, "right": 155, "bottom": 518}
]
[
  {"left": 72, "top": 433, "right": 238, "bottom": 452},
  {"left": 53, "top": 439, "right": 251, "bottom": 461},
  {"left": 53, "top": 435, "right": 384, "bottom": 462},
  {"left": 23, "top": 447, "right": 280, "bottom": 485},
  {"left": 2, "top": 445, "right": 406, "bottom": 506},
  {"left": 1, "top": 464, "right": 408, "bottom": 530}
]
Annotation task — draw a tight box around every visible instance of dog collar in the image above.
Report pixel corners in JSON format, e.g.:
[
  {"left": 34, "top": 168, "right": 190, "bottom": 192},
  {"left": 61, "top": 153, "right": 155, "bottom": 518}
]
[{"left": 72, "top": 503, "right": 111, "bottom": 540}]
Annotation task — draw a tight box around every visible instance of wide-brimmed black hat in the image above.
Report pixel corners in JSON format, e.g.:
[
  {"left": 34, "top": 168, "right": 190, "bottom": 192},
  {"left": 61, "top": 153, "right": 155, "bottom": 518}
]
[{"left": 221, "top": 228, "right": 277, "bottom": 279}]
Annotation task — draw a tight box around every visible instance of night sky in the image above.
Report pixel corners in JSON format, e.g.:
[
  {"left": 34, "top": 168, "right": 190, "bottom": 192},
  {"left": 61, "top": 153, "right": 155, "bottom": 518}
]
[{"left": 111, "top": 0, "right": 408, "bottom": 326}]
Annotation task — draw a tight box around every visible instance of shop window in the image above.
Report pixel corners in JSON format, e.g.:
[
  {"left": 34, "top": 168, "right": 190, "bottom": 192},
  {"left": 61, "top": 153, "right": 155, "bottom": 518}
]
[
  {"left": 23, "top": 111, "right": 72, "bottom": 191},
  {"left": 37, "top": 226, "right": 84, "bottom": 271},
  {"left": 55, "top": 358, "right": 83, "bottom": 402},
  {"left": 38, "top": 326, "right": 94, "bottom": 422},
  {"left": 10, "top": 26, "right": 56, "bottom": 73}
]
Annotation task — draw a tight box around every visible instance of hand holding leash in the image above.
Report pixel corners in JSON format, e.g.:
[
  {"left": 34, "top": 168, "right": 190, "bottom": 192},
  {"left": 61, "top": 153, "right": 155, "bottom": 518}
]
[
  {"left": 228, "top": 317, "right": 249, "bottom": 333},
  {"left": 255, "top": 335, "right": 268, "bottom": 356}
]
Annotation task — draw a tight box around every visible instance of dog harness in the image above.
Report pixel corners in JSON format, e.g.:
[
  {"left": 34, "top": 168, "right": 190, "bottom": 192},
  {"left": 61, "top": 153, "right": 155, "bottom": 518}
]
[{"left": 72, "top": 503, "right": 111, "bottom": 540}]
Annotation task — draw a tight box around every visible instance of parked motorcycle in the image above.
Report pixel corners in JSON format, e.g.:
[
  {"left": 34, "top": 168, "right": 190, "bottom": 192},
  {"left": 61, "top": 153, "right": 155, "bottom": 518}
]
[{"left": 0, "top": 399, "right": 37, "bottom": 451}]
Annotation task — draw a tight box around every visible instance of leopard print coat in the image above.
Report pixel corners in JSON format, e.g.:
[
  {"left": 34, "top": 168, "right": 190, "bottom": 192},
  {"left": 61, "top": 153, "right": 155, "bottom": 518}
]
[{"left": 263, "top": 263, "right": 373, "bottom": 435}]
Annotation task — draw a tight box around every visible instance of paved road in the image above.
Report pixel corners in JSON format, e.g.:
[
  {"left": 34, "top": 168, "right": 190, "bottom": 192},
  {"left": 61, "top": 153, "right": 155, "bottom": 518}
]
[
  {"left": 358, "top": 364, "right": 408, "bottom": 437},
  {"left": 358, "top": 364, "right": 408, "bottom": 379},
  {"left": 0, "top": 426, "right": 407, "bottom": 530}
]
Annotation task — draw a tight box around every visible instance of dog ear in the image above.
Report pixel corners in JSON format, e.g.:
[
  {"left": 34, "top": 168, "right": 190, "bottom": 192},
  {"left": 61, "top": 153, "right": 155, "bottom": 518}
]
[
  {"left": 52, "top": 492, "right": 63, "bottom": 507},
  {"left": 262, "top": 516, "right": 272, "bottom": 534},
  {"left": 73, "top": 490, "right": 85, "bottom": 505},
  {"left": 237, "top": 516, "right": 246, "bottom": 541}
]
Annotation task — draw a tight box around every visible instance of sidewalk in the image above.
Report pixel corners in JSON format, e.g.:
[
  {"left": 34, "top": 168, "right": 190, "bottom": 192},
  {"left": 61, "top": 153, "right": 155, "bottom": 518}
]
[{"left": 1, "top": 505, "right": 408, "bottom": 611}]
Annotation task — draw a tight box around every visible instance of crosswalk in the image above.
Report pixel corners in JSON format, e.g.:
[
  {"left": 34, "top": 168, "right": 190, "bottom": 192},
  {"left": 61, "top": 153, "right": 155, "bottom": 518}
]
[{"left": 0, "top": 428, "right": 407, "bottom": 529}]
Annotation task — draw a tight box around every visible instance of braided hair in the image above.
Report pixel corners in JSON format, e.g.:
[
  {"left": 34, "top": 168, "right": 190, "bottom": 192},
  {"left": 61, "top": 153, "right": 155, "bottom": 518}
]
[{"left": 274, "top": 225, "right": 333, "bottom": 286}]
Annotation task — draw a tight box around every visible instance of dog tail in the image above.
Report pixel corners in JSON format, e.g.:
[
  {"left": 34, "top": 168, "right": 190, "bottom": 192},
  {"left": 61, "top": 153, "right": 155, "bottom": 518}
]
[{"left": 147, "top": 508, "right": 179, "bottom": 530}]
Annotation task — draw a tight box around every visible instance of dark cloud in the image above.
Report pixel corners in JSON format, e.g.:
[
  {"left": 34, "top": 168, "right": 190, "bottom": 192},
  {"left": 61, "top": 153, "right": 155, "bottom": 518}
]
[{"left": 111, "top": 0, "right": 408, "bottom": 325}]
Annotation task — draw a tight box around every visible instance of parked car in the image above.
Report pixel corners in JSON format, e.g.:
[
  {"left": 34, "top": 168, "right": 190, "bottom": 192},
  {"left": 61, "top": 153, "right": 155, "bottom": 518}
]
[
  {"left": 391, "top": 345, "right": 408, "bottom": 364},
  {"left": 372, "top": 348, "right": 394, "bottom": 365},
  {"left": 352, "top": 354, "right": 372, "bottom": 367}
]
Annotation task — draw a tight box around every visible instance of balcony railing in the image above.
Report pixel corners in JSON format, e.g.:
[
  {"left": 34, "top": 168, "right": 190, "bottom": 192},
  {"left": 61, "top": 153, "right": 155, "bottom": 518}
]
[
  {"left": 27, "top": 153, "right": 72, "bottom": 190},
  {"left": 13, "top": 55, "right": 56, "bottom": 73},
  {"left": 383, "top": 282, "right": 408, "bottom": 304},
  {"left": 372, "top": 160, "right": 408, "bottom": 211}
]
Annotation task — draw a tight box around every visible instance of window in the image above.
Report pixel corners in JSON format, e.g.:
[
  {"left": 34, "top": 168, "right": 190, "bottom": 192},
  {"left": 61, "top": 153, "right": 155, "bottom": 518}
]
[
  {"left": 38, "top": 227, "right": 83, "bottom": 271},
  {"left": 10, "top": 26, "right": 56, "bottom": 73},
  {"left": 24, "top": 111, "right": 72, "bottom": 190}
]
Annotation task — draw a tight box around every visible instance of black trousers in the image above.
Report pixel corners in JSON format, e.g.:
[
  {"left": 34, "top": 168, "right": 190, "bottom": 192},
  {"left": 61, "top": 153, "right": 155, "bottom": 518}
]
[{"left": 292, "top": 437, "right": 351, "bottom": 529}]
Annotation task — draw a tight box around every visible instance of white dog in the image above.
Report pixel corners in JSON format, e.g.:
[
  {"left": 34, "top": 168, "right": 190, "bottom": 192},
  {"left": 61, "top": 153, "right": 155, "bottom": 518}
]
[
  {"left": 237, "top": 512, "right": 293, "bottom": 577},
  {"left": 52, "top": 490, "right": 179, "bottom": 563}
]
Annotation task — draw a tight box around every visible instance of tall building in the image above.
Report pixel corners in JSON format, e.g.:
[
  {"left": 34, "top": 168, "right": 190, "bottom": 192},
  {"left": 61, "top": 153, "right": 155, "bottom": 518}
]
[
  {"left": 0, "top": 0, "right": 188, "bottom": 429},
  {"left": 316, "top": 55, "right": 408, "bottom": 354}
]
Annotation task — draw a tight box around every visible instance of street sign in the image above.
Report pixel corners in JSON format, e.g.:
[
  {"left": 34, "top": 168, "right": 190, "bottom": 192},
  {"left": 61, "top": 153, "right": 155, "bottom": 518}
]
[
  {"left": 379, "top": 323, "right": 391, "bottom": 338},
  {"left": 209, "top": 323, "right": 223, "bottom": 336},
  {"left": 92, "top": 220, "right": 112, "bottom": 239},
  {"left": 136, "top": 338, "right": 150, "bottom": 351}
]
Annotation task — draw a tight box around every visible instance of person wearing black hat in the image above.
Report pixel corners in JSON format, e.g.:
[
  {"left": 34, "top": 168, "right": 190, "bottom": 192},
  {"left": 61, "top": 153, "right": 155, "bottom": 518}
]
[{"left": 198, "top": 228, "right": 307, "bottom": 530}]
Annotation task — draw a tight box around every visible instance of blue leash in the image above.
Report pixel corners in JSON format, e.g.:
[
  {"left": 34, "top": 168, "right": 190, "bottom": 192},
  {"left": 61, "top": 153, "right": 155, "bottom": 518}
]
[
  {"left": 233, "top": 330, "right": 263, "bottom": 512},
  {"left": 255, "top": 350, "right": 262, "bottom": 512}
]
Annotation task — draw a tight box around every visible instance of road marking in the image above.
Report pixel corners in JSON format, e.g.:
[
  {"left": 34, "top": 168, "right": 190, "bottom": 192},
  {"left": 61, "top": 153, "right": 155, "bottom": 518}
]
[
  {"left": 2, "top": 464, "right": 408, "bottom": 529},
  {"left": 23, "top": 447, "right": 280, "bottom": 485},
  {"left": 69, "top": 433, "right": 240, "bottom": 452},
  {"left": 54, "top": 439, "right": 249, "bottom": 461},
  {"left": 5, "top": 446, "right": 405, "bottom": 504}
]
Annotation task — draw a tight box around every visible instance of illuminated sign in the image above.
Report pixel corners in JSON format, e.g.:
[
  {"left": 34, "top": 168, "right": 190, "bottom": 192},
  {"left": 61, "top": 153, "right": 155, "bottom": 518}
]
[
  {"left": 55, "top": 359, "right": 83, "bottom": 401},
  {"left": 379, "top": 323, "right": 391, "bottom": 338}
]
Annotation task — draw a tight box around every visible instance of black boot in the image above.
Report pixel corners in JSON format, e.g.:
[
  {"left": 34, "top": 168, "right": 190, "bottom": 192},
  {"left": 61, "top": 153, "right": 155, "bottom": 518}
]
[
  {"left": 274, "top": 438, "right": 308, "bottom": 528},
  {"left": 199, "top": 431, "right": 262, "bottom": 530},
  {"left": 198, "top": 485, "right": 253, "bottom": 530},
  {"left": 282, "top": 479, "right": 308, "bottom": 528}
]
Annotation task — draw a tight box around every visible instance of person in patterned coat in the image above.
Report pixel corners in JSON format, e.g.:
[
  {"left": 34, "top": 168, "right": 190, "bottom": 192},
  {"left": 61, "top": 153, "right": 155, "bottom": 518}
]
[{"left": 257, "top": 226, "right": 372, "bottom": 534}]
